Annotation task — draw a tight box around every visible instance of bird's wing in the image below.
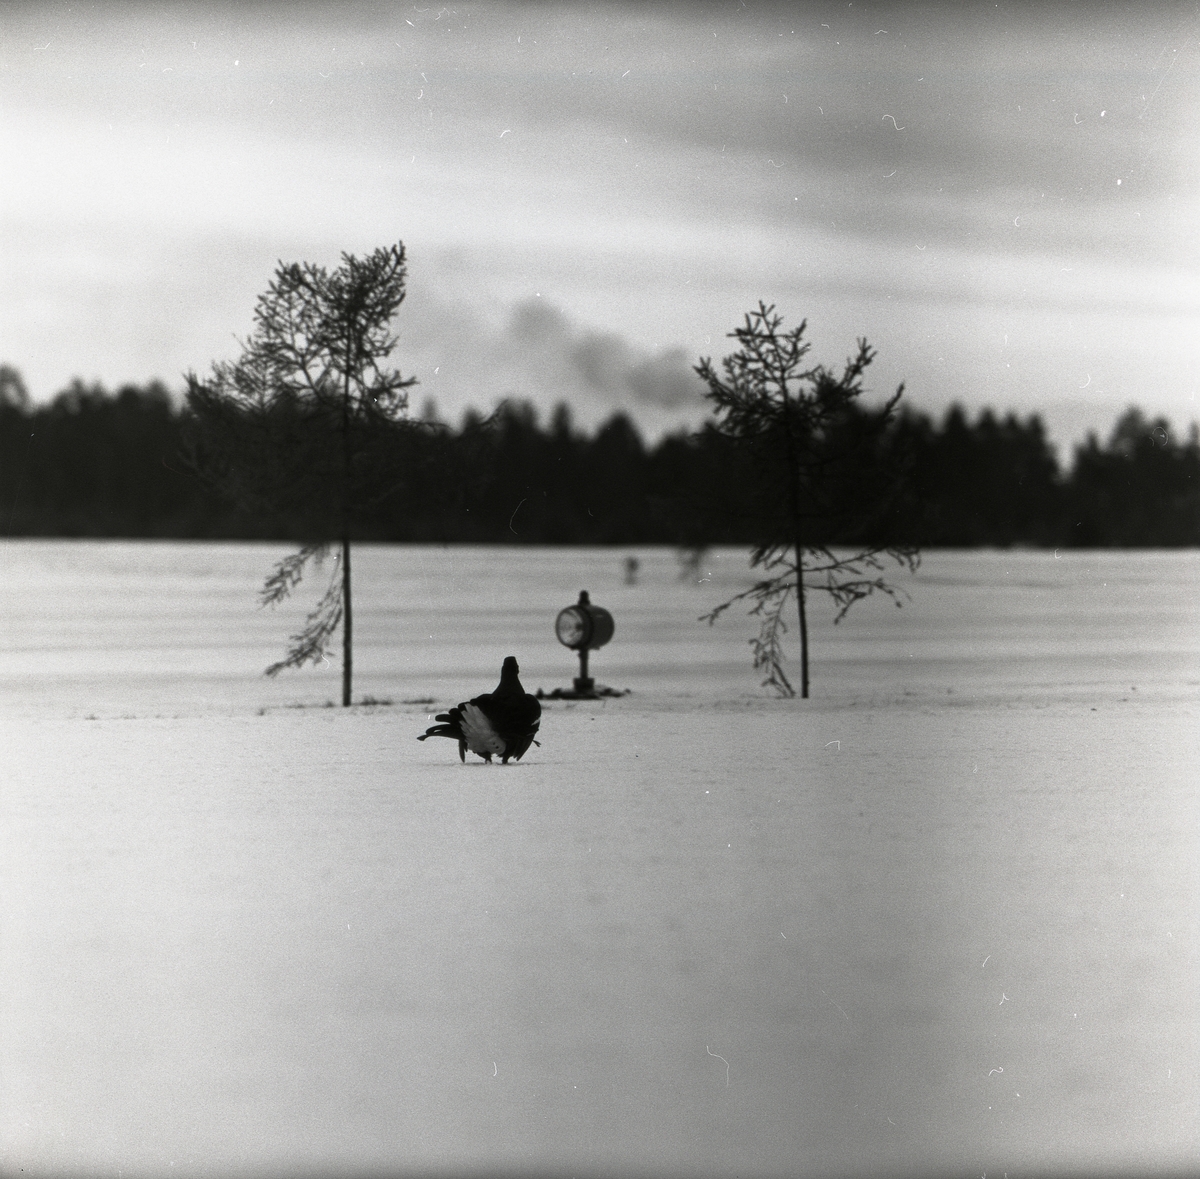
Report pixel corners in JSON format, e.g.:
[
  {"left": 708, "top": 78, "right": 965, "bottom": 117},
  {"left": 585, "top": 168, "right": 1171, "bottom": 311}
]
[
  {"left": 502, "top": 717, "right": 541, "bottom": 762},
  {"left": 458, "top": 702, "right": 507, "bottom": 759}
]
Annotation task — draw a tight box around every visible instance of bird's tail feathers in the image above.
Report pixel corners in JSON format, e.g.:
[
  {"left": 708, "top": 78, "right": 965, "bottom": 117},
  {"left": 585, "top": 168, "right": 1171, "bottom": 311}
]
[{"left": 418, "top": 722, "right": 461, "bottom": 742}]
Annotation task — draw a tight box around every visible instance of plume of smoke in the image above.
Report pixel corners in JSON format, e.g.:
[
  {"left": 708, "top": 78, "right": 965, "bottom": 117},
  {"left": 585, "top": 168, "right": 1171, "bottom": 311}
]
[{"left": 398, "top": 287, "right": 707, "bottom": 428}]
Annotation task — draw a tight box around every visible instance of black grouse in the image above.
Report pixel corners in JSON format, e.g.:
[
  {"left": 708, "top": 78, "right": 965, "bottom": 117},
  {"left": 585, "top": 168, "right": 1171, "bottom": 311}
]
[{"left": 417, "top": 656, "right": 542, "bottom": 763}]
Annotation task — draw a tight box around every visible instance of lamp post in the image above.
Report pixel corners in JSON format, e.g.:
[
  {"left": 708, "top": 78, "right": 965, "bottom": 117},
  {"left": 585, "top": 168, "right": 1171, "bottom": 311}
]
[{"left": 539, "top": 590, "right": 628, "bottom": 699}]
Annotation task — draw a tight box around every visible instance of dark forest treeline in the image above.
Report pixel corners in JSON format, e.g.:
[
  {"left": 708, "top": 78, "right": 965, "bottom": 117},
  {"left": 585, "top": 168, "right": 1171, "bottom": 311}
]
[{"left": 0, "top": 366, "right": 1197, "bottom": 546}]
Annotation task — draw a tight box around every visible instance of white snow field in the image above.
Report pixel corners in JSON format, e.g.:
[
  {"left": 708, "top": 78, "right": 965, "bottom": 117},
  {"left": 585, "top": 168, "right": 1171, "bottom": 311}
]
[{"left": 1, "top": 541, "right": 1197, "bottom": 1179}]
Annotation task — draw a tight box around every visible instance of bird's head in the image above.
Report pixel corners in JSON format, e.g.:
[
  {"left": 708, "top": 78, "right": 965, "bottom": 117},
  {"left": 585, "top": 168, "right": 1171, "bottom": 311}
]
[{"left": 501, "top": 655, "right": 520, "bottom": 678}]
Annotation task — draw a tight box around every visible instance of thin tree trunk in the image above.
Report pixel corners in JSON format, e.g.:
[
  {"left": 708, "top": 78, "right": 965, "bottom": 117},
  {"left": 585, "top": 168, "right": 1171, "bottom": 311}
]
[
  {"left": 780, "top": 384, "right": 809, "bottom": 699},
  {"left": 795, "top": 541, "right": 809, "bottom": 699},
  {"left": 341, "top": 339, "right": 353, "bottom": 707},
  {"left": 341, "top": 532, "right": 352, "bottom": 707}
]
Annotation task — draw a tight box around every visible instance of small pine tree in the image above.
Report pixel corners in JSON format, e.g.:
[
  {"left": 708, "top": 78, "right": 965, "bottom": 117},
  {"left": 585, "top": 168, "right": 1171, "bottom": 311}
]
[
  {"left": 695, "top": 303, "right": 919, "bottom": 697},
  {"left": 184, "top": 242, "right": 419, "bottom": 705}
]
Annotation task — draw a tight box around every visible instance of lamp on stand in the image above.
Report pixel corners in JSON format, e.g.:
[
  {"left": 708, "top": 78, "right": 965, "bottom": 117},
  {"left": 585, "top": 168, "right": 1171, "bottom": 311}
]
[{"left": 537, "top": 590, "right": 629, "bottom": 700}]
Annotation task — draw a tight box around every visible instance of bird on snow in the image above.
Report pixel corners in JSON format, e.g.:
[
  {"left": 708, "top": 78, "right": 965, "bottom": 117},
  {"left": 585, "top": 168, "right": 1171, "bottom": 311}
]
[{"left": 417, "top": 656, "right": 541, "bottom": 763}]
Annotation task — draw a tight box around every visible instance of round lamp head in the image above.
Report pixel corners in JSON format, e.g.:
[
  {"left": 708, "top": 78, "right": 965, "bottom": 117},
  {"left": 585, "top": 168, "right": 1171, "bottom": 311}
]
[{"left": 555, "top": 605, "right": 592, "bottom": 650}]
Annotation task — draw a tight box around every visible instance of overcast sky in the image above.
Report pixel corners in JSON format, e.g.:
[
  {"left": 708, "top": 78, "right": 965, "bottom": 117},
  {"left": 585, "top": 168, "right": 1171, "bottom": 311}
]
[{"left": 2, "top": 0, "right": 1199, "bottom": 451}]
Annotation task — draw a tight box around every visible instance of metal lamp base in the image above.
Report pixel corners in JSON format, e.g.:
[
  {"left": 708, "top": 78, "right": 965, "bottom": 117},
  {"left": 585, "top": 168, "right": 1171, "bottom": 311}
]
[{"left": 536, "top": 680, "right": 631, "bottom": 701}]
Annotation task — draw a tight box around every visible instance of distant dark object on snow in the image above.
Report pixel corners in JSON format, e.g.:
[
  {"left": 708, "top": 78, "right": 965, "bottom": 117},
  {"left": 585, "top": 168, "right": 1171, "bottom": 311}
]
[
  {"left": 417, "top": 656, "right": 541, "bottom": 763},
  {"left": 676, "top": 546, "right": 709, "bottom": 583}
]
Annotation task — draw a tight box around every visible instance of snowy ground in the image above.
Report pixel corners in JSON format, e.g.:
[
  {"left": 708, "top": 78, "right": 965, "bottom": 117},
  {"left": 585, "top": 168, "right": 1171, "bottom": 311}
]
[{"left": 1, "top": 541, "right": 1197, "bottom": 1179}]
